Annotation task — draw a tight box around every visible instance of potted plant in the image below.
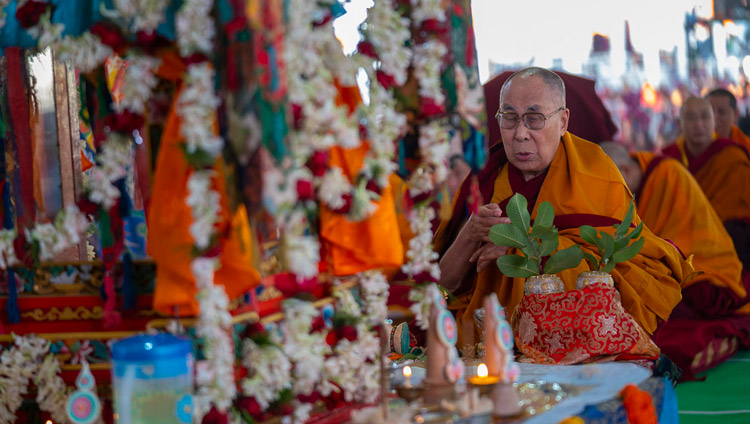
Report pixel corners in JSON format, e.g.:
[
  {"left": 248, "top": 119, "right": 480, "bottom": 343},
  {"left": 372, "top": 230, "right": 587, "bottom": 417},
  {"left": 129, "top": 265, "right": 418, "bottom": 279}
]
[
  {"left": 577, "top": 201, "right": 644, "bottom": 288},
  {"left": 489, "top": 193, "right": 583, "bottom": 294}
]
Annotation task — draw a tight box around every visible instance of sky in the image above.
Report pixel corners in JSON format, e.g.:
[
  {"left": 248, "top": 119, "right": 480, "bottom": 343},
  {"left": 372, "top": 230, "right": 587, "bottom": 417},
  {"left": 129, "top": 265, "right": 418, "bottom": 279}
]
[{"left": 334, "top": 0, "right": 716, "bottom": 85}]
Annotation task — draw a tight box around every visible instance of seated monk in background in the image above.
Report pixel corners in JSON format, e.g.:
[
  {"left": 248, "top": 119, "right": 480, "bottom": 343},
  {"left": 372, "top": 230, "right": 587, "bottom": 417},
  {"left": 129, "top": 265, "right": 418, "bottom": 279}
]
[
  {"left": 663, "top": 97, "right": 750, "bottom": 284},
  {"left": 707, "top": 88, "right": 750, "bottom": 155},
  {"left": 434, "top": 67, "right": 691, "bottom": 349},
  {"left": 602, "top": 142, "right": 750, "bottom": 378}
]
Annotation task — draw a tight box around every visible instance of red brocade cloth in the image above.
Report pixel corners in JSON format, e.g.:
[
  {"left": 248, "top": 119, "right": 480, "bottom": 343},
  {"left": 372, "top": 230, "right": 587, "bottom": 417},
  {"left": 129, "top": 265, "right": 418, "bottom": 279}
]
[{"left": 511, "top": 284, "right": 660, "bottom": 365}]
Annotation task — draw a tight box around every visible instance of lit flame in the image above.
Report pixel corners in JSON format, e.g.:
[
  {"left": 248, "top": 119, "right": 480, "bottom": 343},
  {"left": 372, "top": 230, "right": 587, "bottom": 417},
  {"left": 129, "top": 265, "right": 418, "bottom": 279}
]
[
  {"left": 403, "top": 365, "right": 412, "bottom": 378},
  {"left": 477, "top": 363, "right": 488, "bottom": 378},
  {"left": 642, "top": 83, "right": 657, "bottom": 107},
  {"left": 670, "top": 90, "right": 683, "bottom": 108}
]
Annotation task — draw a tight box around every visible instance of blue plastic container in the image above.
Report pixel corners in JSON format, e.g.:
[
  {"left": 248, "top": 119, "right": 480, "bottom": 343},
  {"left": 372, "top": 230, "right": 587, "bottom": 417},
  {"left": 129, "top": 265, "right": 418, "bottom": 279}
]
[{"left": 111, "top": 334, "right": 193, "bottom": 424}]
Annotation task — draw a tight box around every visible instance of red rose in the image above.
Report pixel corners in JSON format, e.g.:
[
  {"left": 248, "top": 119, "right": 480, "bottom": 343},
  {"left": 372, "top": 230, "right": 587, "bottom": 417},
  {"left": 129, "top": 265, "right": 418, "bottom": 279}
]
[
  {"left": 330, "top": 192, "right": 353, "bottom": 214},
  {"left": 89, "top": 23, "right": 126, "bottom": 50},
  {"left": 310, "top": 316, "right": 326, "bottom": 333},
  {"left": 201, "top": 407, "right": 229, "bottom": 424},
  {"left": 376, "top": 70, "right": 396, "bottom": 89},
  {"left": 15, "top": 0, "right": 50, "bottom": 29},
  {"left": 297, "top": 391, "right": 322, "bottom": 404},
  {"left": 238, "top": 397, "right": 264, "bottom": 420},
  {"left": 306, "top": 150, "right": 329, "bottom": 177},
  {"left": 296, "top": 179, "right": 314, "bottom": 201},
  {"left": 323, "top": 385, "right": 345, "bottom": 410},
  {"left": 326, "top": 331, "right": 338, "bottom": 346},
  {"left": 292, "top": 103, "right": 304, "bottom": 129},
  {"left": 420, "top": 19, "right": 448, "bottom": 35},
  {"left": 104, "top": 111, "right": 145, "bottom": 135},
  {"left": 365, "top": 180, "right": 382, "bottom": 195},
  {"left": 337, "top": 325, "right": 358, "bottom": 342},
  {"left": 420, "top": 97, "right": 446, "bottom": 118},
  {"left": 356, "top": 41, "right": 378, "bottom": 59}
]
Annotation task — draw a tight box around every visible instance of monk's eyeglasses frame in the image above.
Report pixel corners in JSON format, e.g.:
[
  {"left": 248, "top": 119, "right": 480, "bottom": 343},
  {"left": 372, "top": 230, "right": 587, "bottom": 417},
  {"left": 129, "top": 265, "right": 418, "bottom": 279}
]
[{"left": 495, "top": 106, "right": 564, "bottom": 130}]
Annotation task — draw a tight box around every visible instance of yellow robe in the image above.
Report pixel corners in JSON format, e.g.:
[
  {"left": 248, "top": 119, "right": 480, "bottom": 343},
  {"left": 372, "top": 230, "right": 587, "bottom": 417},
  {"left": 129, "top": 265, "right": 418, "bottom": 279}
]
[{"left": 436, "top": 132, "right": 690, "bottom": 346}]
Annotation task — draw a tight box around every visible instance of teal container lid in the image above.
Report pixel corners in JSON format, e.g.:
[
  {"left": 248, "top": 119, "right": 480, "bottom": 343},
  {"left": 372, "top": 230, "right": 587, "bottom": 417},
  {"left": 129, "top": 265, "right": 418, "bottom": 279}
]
[{"left": 112, "top": 333, "right": 192, "bottom": 362}]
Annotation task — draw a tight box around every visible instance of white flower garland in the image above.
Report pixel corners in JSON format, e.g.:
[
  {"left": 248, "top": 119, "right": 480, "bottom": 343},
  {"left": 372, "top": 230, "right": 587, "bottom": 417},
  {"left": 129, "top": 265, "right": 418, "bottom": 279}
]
[
  {"left": 410, "top": 0, "right": 447, "bottom": 25},
  {"left": 241, "top": 333, "right": 292, "bottom": 410},
  {"left": 0, "top": 229, "right": 17, "bottom": 269},
  {"left": 408, "top": 283, "right": 442, "bottom": 330},
  {"left": 113, "top": 0, "right": 170, "bottom": 33},
  {"left": 283, "top": 234, "right": 320, "bottom": 280},
  {"left": 401, "top": 204, "right": 440, "bottom": 280},
  {"left": 25, "top": 205, "right": 90, "bottom": 262},
  {"left": 413, "top": 40, "right": 448, "bottom": 104},
  {"left": 55, "top": 33, "right": 113, "bottom": 73},
  {"left": 186, "top": 170, "right": 221, "bottom": 251},
  {"left": 318, "top": 167, "right": 353, "bottom": 211},
  {"left": 417, "top": 120, "right": 451, "bottom": 185},
  {"left": 192, "top": 257, "right": 236, "bottom": 417},
  {"left": 361, "top": 0, "right": 412, "bottom": 86},
  {"left": 177, "top": 64, "right": 223, "bottom": 157},
  {"left": 112, "top": 55, "right": 161, "bottom": 115},
  {"left": 359, "top": 270, "right": 389, "bottom": 326},
  {"left": 0, "top": 335, "right": 67, "bottom": 423},
  {"left": 85, "top": 134, "right": 131, "bottom": 209},
  {"left": 175, "top": 0, "right": 214, "bottom": 56}
]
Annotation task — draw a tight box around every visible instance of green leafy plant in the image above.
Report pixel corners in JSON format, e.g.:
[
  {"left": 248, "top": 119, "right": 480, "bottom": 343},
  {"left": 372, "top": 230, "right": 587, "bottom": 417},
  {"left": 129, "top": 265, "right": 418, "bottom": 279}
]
[
  {"left": 578, "top": 202, "right": 644, "bottom": 273},
  {"left": 489, "top": 193, "right": 583, "bottom": 278}
]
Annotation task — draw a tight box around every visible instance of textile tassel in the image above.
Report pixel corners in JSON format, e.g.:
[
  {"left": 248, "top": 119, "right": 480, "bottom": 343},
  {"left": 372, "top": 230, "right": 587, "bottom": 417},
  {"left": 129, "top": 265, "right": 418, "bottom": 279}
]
[
  {"left": 102, "top": 274, "right": 121, "bottom": 327},
  {"left": 122, "top": 253, "right": 136, "bottom": 310},
  {"left": 6, "top": 269, "right": 20, "bottom": 324}
]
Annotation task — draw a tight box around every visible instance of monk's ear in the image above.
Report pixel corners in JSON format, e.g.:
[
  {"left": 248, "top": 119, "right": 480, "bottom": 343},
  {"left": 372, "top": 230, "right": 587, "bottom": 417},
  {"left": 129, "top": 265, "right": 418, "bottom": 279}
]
[{"left": 558, "top": 108, "right": 570, "bottom": 136}]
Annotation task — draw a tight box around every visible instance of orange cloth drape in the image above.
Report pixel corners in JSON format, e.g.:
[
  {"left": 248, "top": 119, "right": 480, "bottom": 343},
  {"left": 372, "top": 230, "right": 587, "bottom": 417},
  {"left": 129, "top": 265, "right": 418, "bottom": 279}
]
[
  {"left": 320, "top": 144, "right": 405, "bottom": 275},
  {"left": 435, "top": 133, "right": 689, "bottom": 346},
  {"left": 730, "top": 125, "right": 750, "bottom": 156},
  {"left": 148, "top": 85, "right": 260, "bottom": 316},
  {"left": 633, "top": 152, "right": 744, "bottom": 298}
]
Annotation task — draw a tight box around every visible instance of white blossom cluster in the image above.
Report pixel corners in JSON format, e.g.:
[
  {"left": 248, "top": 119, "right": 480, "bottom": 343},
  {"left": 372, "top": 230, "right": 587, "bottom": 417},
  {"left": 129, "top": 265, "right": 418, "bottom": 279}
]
[
  {"left": 409, "top": 0, "right": 447, "bottom": 25},
  {"left": 359, "top": 270, "right": 389, "bottom": 326},
  {"left": 25, "top": 205, "right": 90, "bottom": 262},
  {"left": 362, "top": 0, "right": 412, "bottom": 85},
  {"left": 192, "top": 257, "right": 236, "bottom": 417},
  {"left": 186, "top": 170, "right": 221, "bottom": 251},
  {"left": 408, "top": 283, "right": 442, "bottom": 330},
  {"left": 362, "top": 84, "right": 405, "bottom": 187},
  {"left": 417, "top": 120, "right": 451, "bottom": 186},
  {"left": 112, "top": 55, "right": 161, "bottom": 115},
  {"left": 401, "top": 205, "right": 440, "bottom": 284},
  {"left": 113, "top": 0, "right": 169, "bottom": 33},
  {"left": 0, "top": 229, "right": 17, "bottom": 270},
  {"left": 0, "top": 336, "right": 67, "bottom": 423},
  {"left": 55, "top": 33, "right": 113, "bottom": 73},
  {"left": 241, "top": 335, "right": 291, "bottom": 410},
  {"left": 86, "top": 135, "right": 132, "bottom": 209},
  {"left": 413, "top": 40, "right": 448, "bottom": 105},
  {"left": 177, "top": 63, "right": 223, "bottom": 158},
  {"left": 175, "top": 0, "right": 215, "bottom": 56},
  {"left": 283, "top": 233, "right": 321, "bottom": 281},
  {"left": 318, "top": 167, "right": 353, "bottom": 211}
]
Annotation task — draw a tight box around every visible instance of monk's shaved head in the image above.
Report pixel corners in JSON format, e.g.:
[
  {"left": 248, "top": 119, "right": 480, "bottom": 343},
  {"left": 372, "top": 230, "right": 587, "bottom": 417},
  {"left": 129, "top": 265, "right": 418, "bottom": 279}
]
[
  {"left": 600, "top": 141, "right": 642, "bottom": 194},
  {"left": 680, "top": 96, "right": 713, "bottom": 119},
  {"left": 680, "top": 97, "right": 715, "bottom": 156},
  {"left": 500, "top": 67, "right": 566, "bottom": 107}
]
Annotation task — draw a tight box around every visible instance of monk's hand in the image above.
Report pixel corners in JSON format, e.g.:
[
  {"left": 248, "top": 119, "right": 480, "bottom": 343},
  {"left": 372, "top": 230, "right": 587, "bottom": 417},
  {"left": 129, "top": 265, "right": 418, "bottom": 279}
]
[
  {"left": 468, "top": 204, "right": 508, "bottom": 243},
  {"left": 469, "top": 243, "right": 510, "bottom": 273}
]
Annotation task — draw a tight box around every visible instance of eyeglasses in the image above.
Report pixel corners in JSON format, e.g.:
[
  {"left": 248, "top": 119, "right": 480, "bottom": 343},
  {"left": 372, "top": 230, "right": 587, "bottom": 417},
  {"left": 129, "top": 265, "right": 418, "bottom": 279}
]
[{"left": 495, "top": 106, "right": 564, "bottom": 130}]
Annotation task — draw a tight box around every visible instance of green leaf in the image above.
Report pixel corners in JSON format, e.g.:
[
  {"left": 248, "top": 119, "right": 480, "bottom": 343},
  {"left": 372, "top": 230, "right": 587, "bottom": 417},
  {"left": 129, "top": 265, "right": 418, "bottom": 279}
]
[
  {"left": 496, "top": 254, "right": 538, "bottom": 278},
  {"left": 534, "top": 201, "right": 555, "bottom": 230},
  {"left": 622, "top": 222, "right": 643, "bottom": 243},
  {"left": 582, "top": 251, "right": 600, "bottom": 270},
  {"left": 601, "top": 232, "right": 615, "bottom": 262},
  {"left": 543, "top": 245, "right": 584, "bottom": 275},
  {"left": 610, "top": 237, "right": 645, "bottom": 264},
  {"left": 579, "top": 225, "right": 600, "bottom": 247},
  {"left": 531, "top": 225, "right": 558, "bottom": 240},
  {"left": 489, "top": 223, "right": 528, "bottom": 249},
  {"left": 602, "top": 261, "right": 617, "bottom": 273},
  {"left": 505, "top": 193, "right": 531, "bottom": 234},
  {"left": 539, "top": 236, "right": 559, "bottom": 257},
  {"left": 615, "top": 202, "right": 636, "bottom": 238}
]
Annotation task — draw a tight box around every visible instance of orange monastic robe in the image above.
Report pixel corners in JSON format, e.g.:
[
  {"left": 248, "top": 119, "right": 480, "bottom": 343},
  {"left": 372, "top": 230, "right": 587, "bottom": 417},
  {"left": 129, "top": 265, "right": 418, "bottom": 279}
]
[
  {"left": 436, "top": 133, "right": 690, "bottom": 346},
  {"left": 730, "top": 125, "right": 750, "bottom": 156},
  {"left": 148, "top": 86, "right": 260, "bottom": 316},
  {"left": 632, "top": 152, "right": 746, "bottom": 313}
]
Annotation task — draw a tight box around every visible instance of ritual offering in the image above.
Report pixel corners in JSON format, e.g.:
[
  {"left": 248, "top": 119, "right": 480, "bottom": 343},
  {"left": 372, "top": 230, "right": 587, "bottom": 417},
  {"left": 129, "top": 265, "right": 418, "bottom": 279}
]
[
  {"left": 482, "top": 294, "right": 522, "bottom": 417},
  {"left": 424, "top": 284, "right": 464, "bottom": 404},
  {"left": 111, "top": 334, "right": 194, "bottom": 424}
]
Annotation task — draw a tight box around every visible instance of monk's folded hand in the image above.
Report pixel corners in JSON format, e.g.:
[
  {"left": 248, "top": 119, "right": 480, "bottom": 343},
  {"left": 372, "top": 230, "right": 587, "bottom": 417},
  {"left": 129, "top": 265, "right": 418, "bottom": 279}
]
[
  {"left": 469, "top": 243, "right": 510, "bottom": 273},
  {"left": 469, "top": 204, "right": 508, "bottom": 243}
]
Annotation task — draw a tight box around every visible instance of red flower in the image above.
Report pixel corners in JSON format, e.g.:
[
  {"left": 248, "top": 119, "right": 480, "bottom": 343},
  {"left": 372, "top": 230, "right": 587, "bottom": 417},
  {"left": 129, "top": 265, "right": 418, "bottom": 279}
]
[
  {"left": 420, "top": 19, "right": 448, "bottom": 35},
  {"left": 337, "top": 325, "right": 358, "bottom": 342},
  {"left": 420, "top": 97, "right": 446, "bottom": 118},
  {"left": 365, "top": 180, "right": 382, "bottom": 196},
  {"left": 183, "top": 53, "right": 210, "bottom": 66},
  {"left": 323, "top": 385, "right": 345, "bottom": 410},
  {"left": 310, "top": 316, "right": 326, "bottom": 333},
  {"left": 376, "top": 70, "right": 396, "bottom": 89},
  {"left": 15, "top": 0, "right": 50, "bottom": 29},
  {"left": 90, "top": 23, "right": 126, "bottom": 50},
  {"left": 413, "top": 270, "right": 435, "bottom": 285},
  {"left": 273, "top": 272, "right": 319, "bottom": 298},
  {"left": 297, "top": 391, "right": 322, "bottom": 404},
  {"left": 238, "top": 396, "right": 264, "bottom": 421},
  {"left": 273, "top": 404, "right": 294, "bottom": 416},
  {"left": 201, "top": 407, "right": 229, "bottom": 424},
  {"left": 306, "top": 150, "right": 329, "bottom": 177},
  {"left": 104, "top": 111, "right": 145, "bottom": 135},
  {"left": 326, "top": 331, "right": 338, "bottom": 346},
  {"left": 356, "top": 41, "right": 378, "bottom": 59},
  {"left": 292, "top": 103, "right": 304, "bottom": 129},
  {"left": 330, "top": 193, "right": 353, "bottom": 214},
  {"left": 296, "top": 179, "right": 314, "bottom": 201}
]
